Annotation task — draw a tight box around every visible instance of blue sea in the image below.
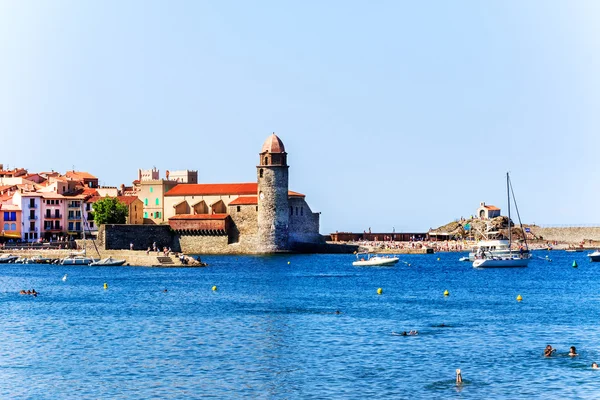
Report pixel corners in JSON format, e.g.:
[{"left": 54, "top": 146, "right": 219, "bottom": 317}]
[{"left": 1, "top": 251, "right": 599, "bottom": 399}]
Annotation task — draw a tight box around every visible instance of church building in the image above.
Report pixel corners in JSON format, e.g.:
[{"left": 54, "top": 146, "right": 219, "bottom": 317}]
[{"left": 164, "top": 134, "right": 322, "bottom": 253}]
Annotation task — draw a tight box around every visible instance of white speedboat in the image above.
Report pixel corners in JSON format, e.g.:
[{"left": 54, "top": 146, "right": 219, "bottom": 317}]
[
  {"left": 0, "top": 254, "right": 19, "bottom": 263},
  {"left": 353, "top": 254, "right": 400, "bottom": 266},
  {"left": 473, "top": 173, "right": 530, "bottom": 269},
  {"left": 61, "top": 255, "right": 96, "bottom": 265},
  {"left": 89, "top": 257, "right": 126, "bottom": 266},
  {"left": 588, "top": 250, "right": 600, "bottom": 262}
]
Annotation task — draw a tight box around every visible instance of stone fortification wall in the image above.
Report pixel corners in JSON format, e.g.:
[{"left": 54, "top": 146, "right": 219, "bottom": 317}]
[
  {"left": 288, "top": 197, "right": 323, "bottom": 245},
  {"left": 98, "top": 224, "right": 178, "bottom": 252},
  {"left": 529, "top": 227, "right": 600, "bottom": 243}
]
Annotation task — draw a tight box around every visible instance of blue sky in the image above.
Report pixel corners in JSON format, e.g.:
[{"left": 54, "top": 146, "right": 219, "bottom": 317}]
[{"left": 1, "top": 1, "right": 599, "bottom": 234}]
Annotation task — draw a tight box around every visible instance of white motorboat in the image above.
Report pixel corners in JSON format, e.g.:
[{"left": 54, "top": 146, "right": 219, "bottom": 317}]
[
  {"left": 473, "top": 173, "right": 530, "bottom": 269},
  {"left": 353, "top": 253, "right": 400, "bottom": 266},
  {"left": 61, "top": 255, "right": 96, "bottom": 265},
  {"left": 0, "top": 254, "right": 19, "bottom": 263},
  {"left": 89, "top": 257, "right": 126, "bottom": 266},
  {"left": 588, "top": 250, "right": 600, "bottom": 262}
]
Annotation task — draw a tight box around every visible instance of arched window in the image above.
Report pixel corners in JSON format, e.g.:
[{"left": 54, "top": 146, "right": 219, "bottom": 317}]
[
  {"left": 11, "top": 223, "right": 16, "bottom": 231},
  {"left": 149, "top": 187, "right": 153, "bottom": 193},
  {"left": 155, "top": 198, "right": 159, "bottom": 206},
  {"left": 144, "top": 198, "right": 148, "bottom": 206},
  {"left": 264, "top": 156, "right": 268, "bottom": 165},
  {"left": 3, "top": 223, "right": 8, "bottom": 230},
  {"left": 259, "top": 169, "right": 264, "bottom": 178}
]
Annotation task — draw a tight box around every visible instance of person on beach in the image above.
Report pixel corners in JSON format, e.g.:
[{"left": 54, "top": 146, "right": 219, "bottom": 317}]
[
  {"left": 456, "top": 369, "right": 463, "bottom": 384},
  {"left": 544, "top": 345, "right": 556, "bottom": 357},
  {"left": 592, "top": 362, "right": 599, "bottom": 369},
  {"left": 569, "top": 346, "right": 578, "bottom": 356}
]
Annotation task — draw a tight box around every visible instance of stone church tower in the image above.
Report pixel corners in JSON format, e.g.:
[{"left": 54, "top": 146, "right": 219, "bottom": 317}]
[{"left": 257, "top": 133, "right": 290, "bottom": 252}]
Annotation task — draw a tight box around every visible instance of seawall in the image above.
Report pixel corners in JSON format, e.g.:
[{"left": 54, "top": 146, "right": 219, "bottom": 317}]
[{"left": 529, "top": 227, "right": 600, "bottom": 244}]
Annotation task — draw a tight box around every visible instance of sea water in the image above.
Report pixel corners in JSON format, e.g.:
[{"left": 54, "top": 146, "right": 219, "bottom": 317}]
[{"left": 0, "top": 251, "right": 599, "bottom": 399}]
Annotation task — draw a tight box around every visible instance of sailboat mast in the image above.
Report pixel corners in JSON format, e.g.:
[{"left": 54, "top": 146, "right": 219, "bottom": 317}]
[{"left": 507, "top": 172, "right": 511, "bottom": 254}]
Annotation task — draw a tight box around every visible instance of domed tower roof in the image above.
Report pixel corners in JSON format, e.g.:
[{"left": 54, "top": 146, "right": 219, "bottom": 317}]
[{"left": 261, "top": 133, "right": 286, "bottom": 153}]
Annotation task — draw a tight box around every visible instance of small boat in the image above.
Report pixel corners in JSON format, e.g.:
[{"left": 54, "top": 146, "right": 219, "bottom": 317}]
[
  {"left": 89, "top": 257, "right": 126, "bottom": 266},
  {"left": 26, "top": 255, "right": 58, "bottom": 264},
  {"left": 0, "top": 254, "right": 19, "bottom": 263},
  {"left": 473, "top": 173, "right": 530, "bottom": 269},
  {"left": 353, "top": 253, "right": 400, "bottom": 266},
  {"left": 61, "top": 255, "right": 96, "bottom": 265},
  {"left": 588, "top": 250, "right": 600, "bottom": 262},
  {"left": 14, "top": 256, "right": 28, "bottom": 264}
]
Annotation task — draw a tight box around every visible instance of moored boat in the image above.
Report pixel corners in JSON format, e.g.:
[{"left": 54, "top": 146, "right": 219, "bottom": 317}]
[
  {"left": 0, "top": 254, "right": 19, "bottom": 263},
  {"left": 588, "top": 250, "right": 600, "bottom": 262},
  {"left": 353, "top": 253, "right": 400, "bottom": 266},
  {"left": 61, "top": 255, "right": 96, "bottom": 265},
  {"left": 26, "top": 255, "right": 59, "bottom": 264},
  {"left": 89, "top": 257, "right": 126, "bottom": 266}
]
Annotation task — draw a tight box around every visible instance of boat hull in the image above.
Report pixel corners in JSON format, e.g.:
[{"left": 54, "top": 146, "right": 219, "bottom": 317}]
[
  {"left": 473, "top": 257, "right": 530, "bottom": 268},
  {"left": 89, "top": 259, "right": 126, "bottom": 266},
  {"left": 353, "top": 257, "right": 399, "bottom": 267},
  {"left": 588, "top": 252, "right": 600, "bottom": 262}
]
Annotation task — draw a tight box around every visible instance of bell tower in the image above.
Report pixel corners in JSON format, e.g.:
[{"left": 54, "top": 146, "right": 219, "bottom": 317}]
[{"left": 257, "top": 133, "right": 289, "bottom": 252}]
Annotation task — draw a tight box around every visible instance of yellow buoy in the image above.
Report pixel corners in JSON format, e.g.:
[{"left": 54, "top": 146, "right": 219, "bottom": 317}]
[
  {"left": 288, "top": 261, "right": 291, "bottom": 264},
  {"left": 517, "top": 294, "right": 523, "bottom": 302},
  {"left": 212, "top": 285, "right": 217, "bottom": 291},
  {"left": 377, "top": 288, "right": 383, "bottom": 295},
  {"left": 103, "top": 283, "right": 108, "bottom": 290},
  {"left": 444, "top": 290, "right": 449, "bottom": 296},
  {"left": 437, "top": 257, "right": 440, "bottom": 261}
]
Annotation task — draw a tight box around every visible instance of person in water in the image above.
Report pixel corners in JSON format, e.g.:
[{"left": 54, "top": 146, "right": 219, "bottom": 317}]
[
  {"left": 592, "top": 362, "right": 599, "bottom": 369},
  {"left": 544, "top": 345, "right": 556, "bottom": 357},
  {"left": 569, "top": 346, "right": 578, "bottom": 356},
  {"left": 456, "top": 369, "right": 463, "bottom": 384}
]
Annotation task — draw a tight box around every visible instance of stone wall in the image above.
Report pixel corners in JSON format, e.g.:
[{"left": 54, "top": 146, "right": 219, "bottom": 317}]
[
  {"left": 288, "top": 197, "right": 323, "bottom": 245},
  {"left": 529, "top": 227, "right": 600, "bottom": 243},
  {"left": 98, "top": 224, "right": 178, "bottom": 252}
]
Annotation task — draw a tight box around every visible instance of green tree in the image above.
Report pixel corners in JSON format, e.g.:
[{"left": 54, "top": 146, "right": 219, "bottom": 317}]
[{"left": 92, "top": 197, "right": 128, "bottom": 225}]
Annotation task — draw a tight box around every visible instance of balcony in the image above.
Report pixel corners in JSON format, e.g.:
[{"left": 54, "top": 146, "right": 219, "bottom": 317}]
[
  {"left": 67, "top": 216, "right": 82, "bottom": 220},
  {"left": 45, "top": 227, "right": 63, "bottom": 232},
  {"left": 28, "top": 216, "right": 38, "bottom": 220},
  {"left": 44, "top": 214, "right": 63, "bottom": 219},
  {"left": 28, "top": 204, "right": 37, "bottom": 209}
]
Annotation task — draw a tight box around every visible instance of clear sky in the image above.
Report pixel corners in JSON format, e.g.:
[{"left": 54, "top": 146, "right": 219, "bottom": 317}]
[{"left": 1, "top": 1, "right": 599, "bottom": 234}]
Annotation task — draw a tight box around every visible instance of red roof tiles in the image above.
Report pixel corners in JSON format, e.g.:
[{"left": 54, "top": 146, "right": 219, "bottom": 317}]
[
  {"left": 165, "top": 182, "right": 304, "bottom": 198},
  {"left": 483, "top": 205, "right": 500, "bottom": 211},
  {"left": 169, "top": 214, "right": 229, "bottom": 220},
  {"left": 65, "top": 171, "right": 98, "bottom": 181},
  {"left": 229, "top": 196, "right": 258, "bottom": 205}
]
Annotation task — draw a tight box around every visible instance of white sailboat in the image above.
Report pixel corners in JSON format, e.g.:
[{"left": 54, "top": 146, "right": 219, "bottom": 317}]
[
  {"left": 61, "top": 203, "right": 96, "bottom": 265},
  {"left": 473, "top": 173, "right": 530, "bottom": 269}
]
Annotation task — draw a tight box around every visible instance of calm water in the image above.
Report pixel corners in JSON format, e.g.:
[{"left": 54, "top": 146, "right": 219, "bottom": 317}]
[{"left": 1, "top": 251, "right": 600, "bottom": 399}]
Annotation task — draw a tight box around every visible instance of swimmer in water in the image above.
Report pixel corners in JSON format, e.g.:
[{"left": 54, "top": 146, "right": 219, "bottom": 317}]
[
  {"left": 544, "top": 345, "right": 556, "bottom": 357},
  {"left": 569, "top": 346, "right": 578, "bottom": 356},
  {"left": 592, "top": 362, "right": 599, "bottom": 369},
  {"left": 456, "top": 369, "right": 463, "bottom": 384},
  {"left": 409, "top": 330, "right": 418, "bottom": 335}
]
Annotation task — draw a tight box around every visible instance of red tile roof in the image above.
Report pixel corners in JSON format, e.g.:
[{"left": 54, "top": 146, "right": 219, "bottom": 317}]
[
  {"left": 229, "top": 196, "right": 258, "bottom": 205},
  {"left": 169, "top": 213, "right": 229, "bottom": 220},
  {"left": 117, "top": 196, "right": 139, "bottom": 205},
  {"left": 483, "top": 205, "right": 500, "bottom": 211},
  {"left": 65, "top": 171, "right": 98, "bottom": 181},
  {"left": 165, "top": 182, "right": 305, "bottom": 198}
]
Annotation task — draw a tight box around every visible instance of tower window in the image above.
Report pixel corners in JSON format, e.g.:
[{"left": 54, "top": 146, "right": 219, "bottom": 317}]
[
  {"left": 301, "top": 207, "right": 304, "bottom": 216},
  {"left": 256, "top": 206, "right": 258, "bottom": 211},
  {"left": 259, "top": 169, "right": 263, "bottom": 178},
  {"left": 296, "top": 207, "right": 299, "bottom": 216},
  {"left": 264, "top": 156, "right": 268, "bottom": 165},
  {"left": 290, "top": 206, "right": 293, "bottom": 216},
  {"left": 237, "top": 206, "right": 241, "bottom": 212}
]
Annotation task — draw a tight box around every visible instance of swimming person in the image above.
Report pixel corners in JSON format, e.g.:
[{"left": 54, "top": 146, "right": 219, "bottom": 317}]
[
  {"left": 544, "top": 345, "right": 556, "bottom": 357},
  {"left": 569, "top": 346, "right": 578, "bottom": 356},
  {"left": 456, "top": 369, "right": 463, "bottom": 384},
  {"left": 592, "top": 362, "right": 599, "bottom": 369}
]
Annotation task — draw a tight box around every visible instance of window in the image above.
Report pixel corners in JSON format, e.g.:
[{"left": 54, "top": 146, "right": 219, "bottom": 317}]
[
  {"left": 150, "top": 187, "right": 153, "bottom": 193},
  {"left": 290, "top": 206, "right": 293, "bottom": 216},
  {"left": 68, "top": 222, "right": 74, "bottom": 231},
  {"left": 75, "top": 222, "right": 81, "bottom": 231},
  {"left": 259, "top": 169, "right": 263, "bottom": 178},
  {"left": 4, "top": 212, "right": 16, "bottom": 221},
  {"left": 3, "top": 223, "right": 7, "bottom": 230},
  {"left": 144, "top": 199, "right": 148, "bottom": 206},
  {"left": 296, "top": 207, "right": 299, "bottom": 216},
  {"left": 144, "top": 212, "right": 148, "bottom": 218},
  {"left": 264, "top": 156, "right": 268, "bottom": 165},
  {"left": 155, "top": 198, "right": 159, "bottom": 206},
  {"left": 156, "top": 212, "right": 161, "bottom": 219},
  {"left": 10, "top": 223, "right": 15, "bottom": 231},
  {"left": 90, "top": 221, "right": 94, "bottom": 228},
  {"left": 237, "top": 206, "right": 241, "bottom": 212},
  {"left": 301, "top": 207, "right": 303, "bottom": 216},
  {"left": 256, "top": 206, "right": 258, "bottom": 211}
]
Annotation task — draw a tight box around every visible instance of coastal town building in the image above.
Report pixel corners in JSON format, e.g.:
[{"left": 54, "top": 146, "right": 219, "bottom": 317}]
[{"left": 477, "top": 202, "right": 501, "bottom": 220}]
